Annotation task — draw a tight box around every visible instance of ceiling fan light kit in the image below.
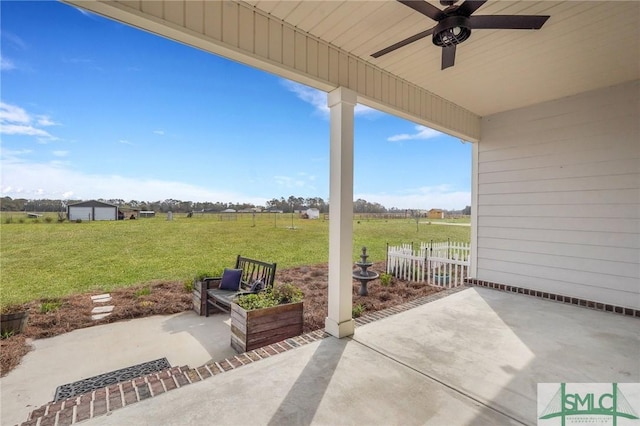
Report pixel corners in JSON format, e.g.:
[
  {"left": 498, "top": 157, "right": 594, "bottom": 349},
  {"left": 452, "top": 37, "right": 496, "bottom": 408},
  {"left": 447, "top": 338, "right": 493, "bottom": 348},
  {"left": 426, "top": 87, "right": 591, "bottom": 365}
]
[
  {"left": 433, "top": 16, "right": 471, "bottom": 46},
  {"left": 372, "top": 0, "right": 550, "bottom": 70}
]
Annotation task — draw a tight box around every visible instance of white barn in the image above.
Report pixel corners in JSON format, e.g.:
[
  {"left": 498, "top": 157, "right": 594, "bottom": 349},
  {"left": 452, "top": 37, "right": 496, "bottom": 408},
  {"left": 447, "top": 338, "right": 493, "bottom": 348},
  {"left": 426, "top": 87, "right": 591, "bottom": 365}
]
[
  {"left": 65, "top": 1, "right": 639, "bottom": 336},
  {"left": 67, "top": 200, "right": 119, "bottom": 221},
  {"left": 306, "top": 208, "right": 320, "bottom": 220}
]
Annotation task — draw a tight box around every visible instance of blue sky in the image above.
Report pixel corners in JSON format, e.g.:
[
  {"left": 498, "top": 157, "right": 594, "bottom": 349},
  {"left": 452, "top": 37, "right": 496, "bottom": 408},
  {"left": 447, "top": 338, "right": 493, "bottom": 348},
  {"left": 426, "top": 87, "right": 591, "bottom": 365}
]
[{"left": 0, "top": 1, "right": 471, "bottom": 210}]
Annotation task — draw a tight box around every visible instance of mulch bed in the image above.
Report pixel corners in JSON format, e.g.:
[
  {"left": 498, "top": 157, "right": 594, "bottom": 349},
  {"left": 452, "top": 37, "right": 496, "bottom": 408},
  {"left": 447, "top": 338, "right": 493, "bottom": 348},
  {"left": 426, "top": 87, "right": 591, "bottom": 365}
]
[{"left": 1, "top": 262, "right": 442, "bottom": 377}]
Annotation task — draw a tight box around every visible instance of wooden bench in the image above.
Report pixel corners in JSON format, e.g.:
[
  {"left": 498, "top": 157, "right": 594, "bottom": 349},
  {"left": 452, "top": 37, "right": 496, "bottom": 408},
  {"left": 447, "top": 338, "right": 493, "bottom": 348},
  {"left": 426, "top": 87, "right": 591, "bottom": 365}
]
[{"left": 205, "top": 255, "right": 277, "bottom": 316}]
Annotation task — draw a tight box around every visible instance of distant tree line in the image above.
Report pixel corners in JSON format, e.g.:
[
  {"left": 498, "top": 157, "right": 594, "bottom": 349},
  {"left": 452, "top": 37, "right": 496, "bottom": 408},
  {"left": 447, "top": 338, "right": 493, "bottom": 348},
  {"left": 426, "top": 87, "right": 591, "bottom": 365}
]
[{"left": 0, "top": 196, "right": 470, "bottom": 216}]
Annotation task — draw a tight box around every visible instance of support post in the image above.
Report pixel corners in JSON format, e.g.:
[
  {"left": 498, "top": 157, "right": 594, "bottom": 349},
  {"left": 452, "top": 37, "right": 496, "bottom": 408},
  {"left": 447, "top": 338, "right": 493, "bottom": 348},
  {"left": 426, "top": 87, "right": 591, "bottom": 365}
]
[{"left": 325, "top": 87, "right": 357, "bottom": 338}]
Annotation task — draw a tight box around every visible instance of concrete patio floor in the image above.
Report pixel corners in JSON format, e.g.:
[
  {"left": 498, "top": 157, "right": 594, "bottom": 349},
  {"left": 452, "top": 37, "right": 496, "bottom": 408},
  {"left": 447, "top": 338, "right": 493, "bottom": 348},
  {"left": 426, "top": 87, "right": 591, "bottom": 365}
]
[
  {"left": 1, "top": 311, "right": 237, "bottom": 426},
  {"left": 85, "top": 287, "right": 639, "bottom": 426}
]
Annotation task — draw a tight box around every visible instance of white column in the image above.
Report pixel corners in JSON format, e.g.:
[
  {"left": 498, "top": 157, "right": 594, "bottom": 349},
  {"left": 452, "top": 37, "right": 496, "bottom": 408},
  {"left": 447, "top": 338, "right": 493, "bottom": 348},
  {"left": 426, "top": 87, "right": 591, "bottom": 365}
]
[
  {"left": 469, "top": 141, "right": 479, "bottom": 277},
  {"left": 325, "top": 87, "right": 356, "bottom": 338}
]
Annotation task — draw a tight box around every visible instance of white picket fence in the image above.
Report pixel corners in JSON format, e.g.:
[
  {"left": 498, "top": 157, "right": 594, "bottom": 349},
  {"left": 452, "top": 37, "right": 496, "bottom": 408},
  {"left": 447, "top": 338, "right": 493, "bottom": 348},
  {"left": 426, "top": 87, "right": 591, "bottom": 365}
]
[{"left": 386, "top": 240, "right": 470, "bottom": 288}]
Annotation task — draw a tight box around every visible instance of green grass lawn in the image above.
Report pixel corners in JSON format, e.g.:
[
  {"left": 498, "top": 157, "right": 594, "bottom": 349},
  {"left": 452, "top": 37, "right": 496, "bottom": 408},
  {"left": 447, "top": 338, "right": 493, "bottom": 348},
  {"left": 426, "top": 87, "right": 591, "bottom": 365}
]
[{"left": 0, "top": 212, "right": 469, "bottom": 307}]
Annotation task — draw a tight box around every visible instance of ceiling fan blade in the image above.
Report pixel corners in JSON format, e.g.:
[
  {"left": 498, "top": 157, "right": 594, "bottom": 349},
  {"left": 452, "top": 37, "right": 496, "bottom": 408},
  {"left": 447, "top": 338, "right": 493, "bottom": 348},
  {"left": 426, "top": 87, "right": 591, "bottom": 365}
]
[
  {"left": 372, "top": 28, "right": 435, "bottom": 58},
  {"left": 441, "top": 45, "right": 456, "bottom": 69},
  {"left": 397, "top": 0, "right": 445, "bottom": 21},
  {"left": 457, "top": 0, "right": 487, "bottom": 17},
  {"left": 470, "top": 15, "right": 550, "bottom": 30}
]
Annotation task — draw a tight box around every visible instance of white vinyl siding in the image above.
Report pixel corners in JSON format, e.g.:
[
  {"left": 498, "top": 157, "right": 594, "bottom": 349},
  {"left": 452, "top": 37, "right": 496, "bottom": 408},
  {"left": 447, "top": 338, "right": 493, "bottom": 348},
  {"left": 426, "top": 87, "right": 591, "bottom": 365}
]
[{"left": 476, "top": 80, "right": 640, "bottom": 309}]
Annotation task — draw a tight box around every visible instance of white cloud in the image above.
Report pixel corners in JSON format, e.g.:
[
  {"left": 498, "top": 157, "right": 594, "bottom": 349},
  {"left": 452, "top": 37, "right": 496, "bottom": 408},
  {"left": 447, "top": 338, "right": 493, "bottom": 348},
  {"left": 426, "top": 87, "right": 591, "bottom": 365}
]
[
  {"left": 118, "top": 140, "right": 133, "bottom": 145},
  {"left": 1, "top": 32, "right": 27, "bottom": 50},
  {"left": 273, "top": 175, "right": 306, "bottom": 188},
  {"left": 388, "top": 125, "right": 442, "bottom": 142},
  {"left": 1, "top": 56, "right": 15, "bottom": 71},
  {"left": 73, "top": 6, "right": 100, "bottom": 20},
  {"left": 355, "top": 185, "right": 470, "bottom": 210},
  {"left": 281, "top": 80, "right": 379, "bottom": 118},
  {"left": 153, "top": 130, "right": 165, "bottom": 135},
  {"left": 52, "top": 151, "right": 69, "bottom": 157},
  {"left": 0, "top": 102, "right": 59, "bottom": 141},
  {"left": 0, "top": 103, "right": 30, "bottom": 123},
  {"left": 0, "top": 153, "right": 269, "bottom": 204},
  {"left": 37, "top": 116, "right": 60, "bottom": 127},
  {"left": 1, "top": 124, "right": 55, "bottom": 139}
]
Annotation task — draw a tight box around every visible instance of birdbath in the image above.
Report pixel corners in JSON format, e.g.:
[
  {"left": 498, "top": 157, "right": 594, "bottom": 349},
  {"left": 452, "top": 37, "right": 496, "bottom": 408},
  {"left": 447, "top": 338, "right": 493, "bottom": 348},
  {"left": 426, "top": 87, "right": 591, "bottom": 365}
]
[{"left": 353, "top": 246, "right": 379, "bottom": 296}]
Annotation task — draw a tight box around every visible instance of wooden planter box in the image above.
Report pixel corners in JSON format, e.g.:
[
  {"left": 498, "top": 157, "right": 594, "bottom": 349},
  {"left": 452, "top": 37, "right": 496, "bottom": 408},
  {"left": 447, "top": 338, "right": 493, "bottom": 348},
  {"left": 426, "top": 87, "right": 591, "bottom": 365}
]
[{"left": 230, "top": 301, "right": 303, "bottom": 353}]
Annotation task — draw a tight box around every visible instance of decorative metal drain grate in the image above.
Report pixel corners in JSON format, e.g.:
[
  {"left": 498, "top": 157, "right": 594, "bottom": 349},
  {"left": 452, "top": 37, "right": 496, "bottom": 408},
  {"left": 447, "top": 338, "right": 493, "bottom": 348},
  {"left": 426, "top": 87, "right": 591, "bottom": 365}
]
[{"left": 54, "top": 358, "right": 171, "bottom": 402}]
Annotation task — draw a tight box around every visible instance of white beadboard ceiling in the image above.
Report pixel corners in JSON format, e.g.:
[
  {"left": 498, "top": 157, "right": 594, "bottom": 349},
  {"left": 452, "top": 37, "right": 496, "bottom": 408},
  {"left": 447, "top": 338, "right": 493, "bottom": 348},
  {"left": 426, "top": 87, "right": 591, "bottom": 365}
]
[{"left": 243, "top": 0, "right": 639, "bottom": 117}]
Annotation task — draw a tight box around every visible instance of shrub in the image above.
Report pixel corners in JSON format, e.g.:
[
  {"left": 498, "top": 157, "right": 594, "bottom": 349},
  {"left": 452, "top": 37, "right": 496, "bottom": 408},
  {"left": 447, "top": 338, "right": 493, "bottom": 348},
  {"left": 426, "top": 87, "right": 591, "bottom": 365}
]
[
  {"left": 1, "top": 330, "right": 15, "bottom": 340},
  {"left": 75, "top": 218, "right": 82, "bottom": 223},
  {"left": 234, "top": 283, "right": 303, "bottom": 311},
  {"left": 44, "top": 217, "right": 53, "bottom": 223},
  {"left": 352, "top": 303, "right": 365, "bottom": 318},
  {"left": 134, "top": 287, "right": 151, "bottom": 298},
  {"left": 18, "top": 218, "right": 25, "bottom": 224},
  {"left": 271, "top": 283, "right": 303, "bottom": 305},
  {"left": 380, "top": 273, "right": 393, "bottom": 287},
  {"left": 39, "top": 299, "right": 63, "bottom": 314},
  {"left": 4, "top": 217, "right": 13, "bottom": 224},
  {"left": 183, "top": 279, "right": 193, "bottom": 293}
]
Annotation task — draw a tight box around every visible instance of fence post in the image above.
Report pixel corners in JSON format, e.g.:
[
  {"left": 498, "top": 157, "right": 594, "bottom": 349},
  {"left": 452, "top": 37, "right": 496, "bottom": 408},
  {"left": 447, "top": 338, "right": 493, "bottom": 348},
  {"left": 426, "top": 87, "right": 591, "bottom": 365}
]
[{"left": 385, "top": 242, "right": 389, "bottom": 271}]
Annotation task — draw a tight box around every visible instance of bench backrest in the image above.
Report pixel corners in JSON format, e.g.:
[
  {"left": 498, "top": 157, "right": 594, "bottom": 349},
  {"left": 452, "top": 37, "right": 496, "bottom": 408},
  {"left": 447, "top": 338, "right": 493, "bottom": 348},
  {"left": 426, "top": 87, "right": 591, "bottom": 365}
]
[{"left": 234, "top": 255, "right": 277, "bottom": 292}]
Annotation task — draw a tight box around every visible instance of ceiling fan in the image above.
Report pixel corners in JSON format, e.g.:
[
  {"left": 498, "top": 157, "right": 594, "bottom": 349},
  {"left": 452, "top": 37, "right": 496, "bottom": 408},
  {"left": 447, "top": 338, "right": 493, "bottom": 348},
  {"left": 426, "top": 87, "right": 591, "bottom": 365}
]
[{"left": 371, "top": 0, "right": 550, "bottom": 70}]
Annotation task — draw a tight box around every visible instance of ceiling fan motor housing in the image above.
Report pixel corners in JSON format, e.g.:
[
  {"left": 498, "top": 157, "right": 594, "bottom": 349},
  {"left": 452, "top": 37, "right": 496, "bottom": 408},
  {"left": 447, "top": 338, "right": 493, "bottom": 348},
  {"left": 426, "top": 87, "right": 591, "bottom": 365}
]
[{"left": 432, "top": 15, "right": 471, "bottom": 46}]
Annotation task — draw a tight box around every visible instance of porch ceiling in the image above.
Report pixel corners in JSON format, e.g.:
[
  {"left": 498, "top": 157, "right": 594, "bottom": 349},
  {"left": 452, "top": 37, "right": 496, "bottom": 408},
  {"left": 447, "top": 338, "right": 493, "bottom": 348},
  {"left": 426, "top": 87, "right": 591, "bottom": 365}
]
[{"left": 245, "top": 0, "right": 639, "bottom": 117}]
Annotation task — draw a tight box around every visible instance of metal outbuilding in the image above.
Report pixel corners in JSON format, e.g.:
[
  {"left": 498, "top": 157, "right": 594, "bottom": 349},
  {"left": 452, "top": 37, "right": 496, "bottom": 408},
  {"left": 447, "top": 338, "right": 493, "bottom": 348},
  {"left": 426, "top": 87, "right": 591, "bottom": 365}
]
[{"left": 67, "top": 200, "right": 119, "bottom": 221}]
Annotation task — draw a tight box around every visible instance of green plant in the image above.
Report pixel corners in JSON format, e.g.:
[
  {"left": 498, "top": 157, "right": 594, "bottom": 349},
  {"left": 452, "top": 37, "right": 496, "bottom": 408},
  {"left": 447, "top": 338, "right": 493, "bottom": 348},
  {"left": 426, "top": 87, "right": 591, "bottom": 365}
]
[
  {"left": 183, "top": 279, "right": 193, "bottom": 293},
  {"left": 75, "top": 218, "right": 82, "bottom": 223},
  {"left": 39, "top": 299, "right": 62, "bottom": 314},
  {"left": 44, "top": 217, "right": 53, "bottom": 223},
  {"left": 18, "top": 218, "right": 25, "bottom": 224},
  {"left": 380, "top": 273, "right": 392, "bottom": 287},
  {"left": 1, "top": 330, "right": 15, "bottom": 339},
  {"left": 194, "top": 271, "right": 214, "bottom": 282},
  {"left": 4, "top": 216, "right": 13, "bottom": 224},
  {"left": 352, "top": 303, "right": 365, "bottom": 318},
  {"left": 134, "top": 286, "right": 151, "bottom": 298},
  {"left": 235, "top": 283, "right": 303, "bottom": 311},
  {"left": 271, "top": 283, "right": 303, "bottom": 305}
]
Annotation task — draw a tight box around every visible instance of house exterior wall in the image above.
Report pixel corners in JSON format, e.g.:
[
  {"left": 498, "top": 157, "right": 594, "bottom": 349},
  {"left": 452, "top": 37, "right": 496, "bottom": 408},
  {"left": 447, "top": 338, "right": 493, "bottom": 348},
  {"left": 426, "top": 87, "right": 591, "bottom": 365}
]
[{"left": 476, "top": 80, "right": 639, "bottom": 310}]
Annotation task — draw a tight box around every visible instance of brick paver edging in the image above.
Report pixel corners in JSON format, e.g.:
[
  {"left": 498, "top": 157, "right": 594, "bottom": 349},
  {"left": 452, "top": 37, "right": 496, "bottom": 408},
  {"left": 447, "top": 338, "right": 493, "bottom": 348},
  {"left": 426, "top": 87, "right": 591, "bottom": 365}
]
[
  {"left": 465, "top": 278, "right": 640, "bottom": 318},
  {"left": 22, "top": 286, "right": 466, "bottom": 426}
]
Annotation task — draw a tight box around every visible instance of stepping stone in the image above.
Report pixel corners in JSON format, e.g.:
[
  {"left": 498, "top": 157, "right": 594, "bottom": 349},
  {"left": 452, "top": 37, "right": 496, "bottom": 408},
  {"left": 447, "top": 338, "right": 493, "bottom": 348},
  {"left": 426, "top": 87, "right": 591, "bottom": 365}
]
[
  {"left": 91, "top": 294, "right": 112, "bottom": 303},
  {"left": 91, "top": 305, "right": 114, "bottom": 314},
  {"left": 91, "top": 313, "right": 112, "bottom": 321}
]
